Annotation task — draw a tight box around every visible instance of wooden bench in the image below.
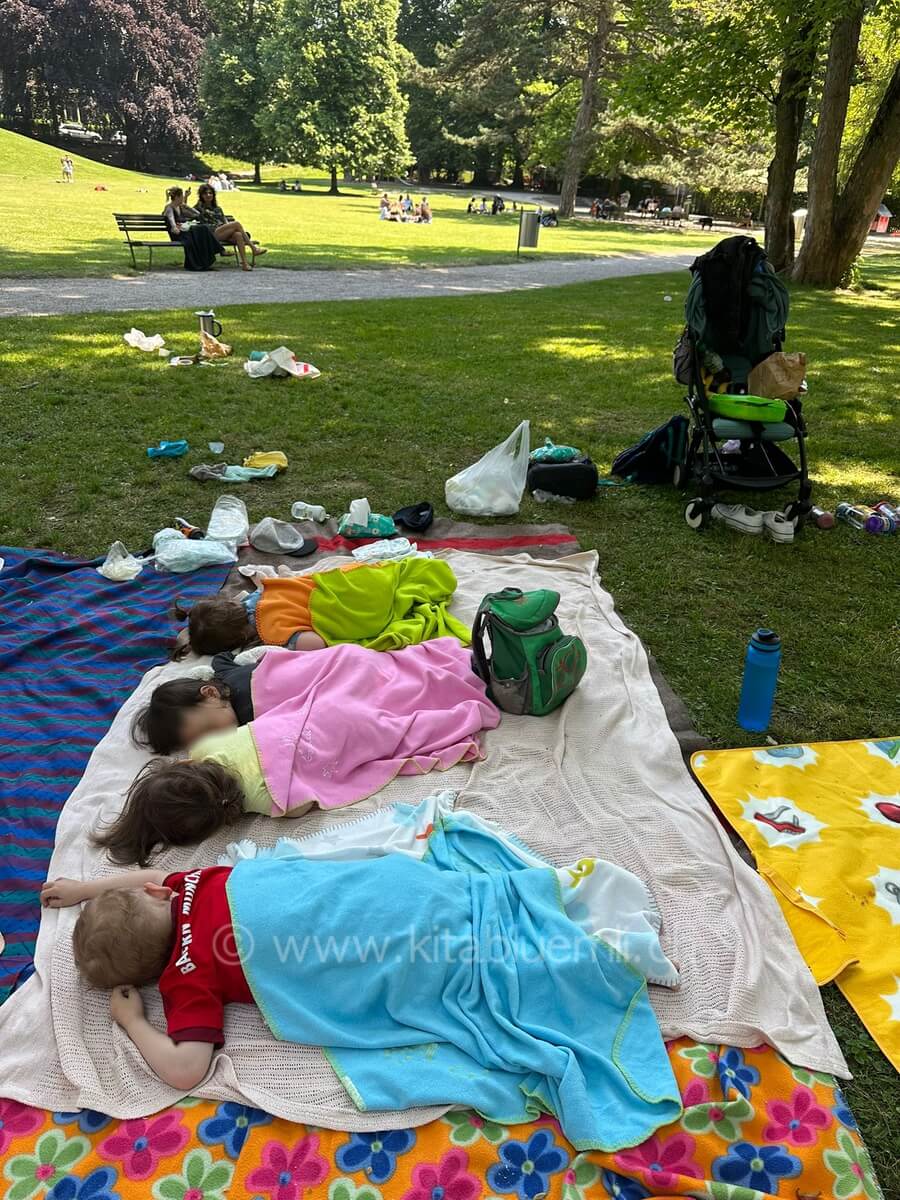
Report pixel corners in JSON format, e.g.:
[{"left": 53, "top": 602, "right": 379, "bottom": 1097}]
[{"left": 113, "top": 213, "right": 255, "bottom": 270}]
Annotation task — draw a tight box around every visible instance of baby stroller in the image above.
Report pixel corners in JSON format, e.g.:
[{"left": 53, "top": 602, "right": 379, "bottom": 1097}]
[{"left": 672, "top": 236, "right": 812, "bottom": 531}]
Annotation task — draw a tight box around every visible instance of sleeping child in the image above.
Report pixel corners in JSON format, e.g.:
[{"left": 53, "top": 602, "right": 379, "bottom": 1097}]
[
  {"left": 97, "top": 639, "right": 500, "bottom": 865},
  {"left": 42, "top": 809, "right": 681, "bottom": 1151},
  {"left": 176, "top": 557, "right": 470, "bottom": 658},
  {"left": 133, "top": 650, "right": 258, "bottom": 755}
]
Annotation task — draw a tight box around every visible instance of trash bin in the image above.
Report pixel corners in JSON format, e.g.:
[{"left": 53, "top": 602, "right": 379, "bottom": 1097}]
[{"left": 518, "top": 210, "right": 541, "bottom": 250}]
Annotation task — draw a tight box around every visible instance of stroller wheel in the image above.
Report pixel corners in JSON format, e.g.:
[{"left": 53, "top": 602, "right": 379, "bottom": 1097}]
[{"left": 685, "top": 498, "right": 710, "bottom": 530}]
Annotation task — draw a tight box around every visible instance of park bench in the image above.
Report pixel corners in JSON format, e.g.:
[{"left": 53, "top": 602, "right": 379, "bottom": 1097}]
[{"left": 113, "top": 213, "right": 253, "bottom": 270}]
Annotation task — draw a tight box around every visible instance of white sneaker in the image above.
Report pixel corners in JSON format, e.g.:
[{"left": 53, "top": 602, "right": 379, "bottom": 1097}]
[
  {"left": 763, "top": 511, "right": 795, "bottom": 543},
  {"left": 711, "top": 504, "right": 764, "bottom": 535}
]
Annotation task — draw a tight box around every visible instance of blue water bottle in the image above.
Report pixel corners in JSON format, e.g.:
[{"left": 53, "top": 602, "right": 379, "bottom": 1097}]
[{"left": 737, "top": 629, "right": 782, "bottom": 732}]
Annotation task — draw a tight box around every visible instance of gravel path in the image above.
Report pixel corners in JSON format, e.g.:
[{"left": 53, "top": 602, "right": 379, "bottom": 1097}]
[{"left": 0, "top": 253, "right": 693, "bottom": 317}]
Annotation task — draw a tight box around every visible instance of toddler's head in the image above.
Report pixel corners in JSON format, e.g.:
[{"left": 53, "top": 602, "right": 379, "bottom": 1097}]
[
  {"left": 134, "top": 678, "right": 237, "bottom": 755},
  {"left": 173, "top": 596, "right": 253, "bottom": 658},
  {"left": 74, "top": 886, "right": 174, "bottom": 988},
  {"left": 93, "top": 760, "right": 245, "bottom": 866}
]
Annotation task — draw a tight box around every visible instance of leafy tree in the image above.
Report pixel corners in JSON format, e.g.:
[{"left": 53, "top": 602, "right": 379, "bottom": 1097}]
[
  {"left": 0, "top": 0, "right": 51, "bottom": 133},
  {"left": 200, "top": 0, "right": 282, "bottom": 183},
  {"left": 793, "top": 3, "right": 900, "bottom": 285},
  {"left": 261, "top": 0, "right": 411, "bottom": 191},
  {"left": 397, "top": 0, "right": 461, "bottom": 179}
]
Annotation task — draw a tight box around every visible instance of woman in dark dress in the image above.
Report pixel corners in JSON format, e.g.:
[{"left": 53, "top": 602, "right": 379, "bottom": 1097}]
[
  {"left": 195, "top": 183, "right": 267, "bottom": 270},
  {"left": 162, "top": 187, "right": 223, "bottom": 271}
]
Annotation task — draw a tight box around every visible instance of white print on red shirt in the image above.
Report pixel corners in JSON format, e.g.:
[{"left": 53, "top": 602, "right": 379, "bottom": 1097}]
[{"left": 176, "top": 870, "right": 202, "bottom": 975}]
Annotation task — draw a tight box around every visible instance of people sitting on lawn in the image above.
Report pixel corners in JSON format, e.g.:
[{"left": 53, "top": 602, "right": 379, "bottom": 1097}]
[
  {"left": 420, "top": 197, "right": 432, "bottom": 223},
  {"left": 195, "top": 183, "right": 267, "bottom": 271},
  {"left": 467, "top": 197, "right": 476, "bottom": 213},
  {"left": 379, "top": 192, "right": 390, "bottom": 218}
]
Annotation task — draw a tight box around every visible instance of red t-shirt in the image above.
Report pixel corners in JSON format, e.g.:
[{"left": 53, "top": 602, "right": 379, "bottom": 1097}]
[{"left": 159, "top": 867, "right": 254, "bottom": 1045}]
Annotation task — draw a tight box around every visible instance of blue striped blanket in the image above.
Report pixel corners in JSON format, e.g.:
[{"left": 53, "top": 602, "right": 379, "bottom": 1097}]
[{"left": 0, "top": 547, "right": 229, "bottom": 1001}]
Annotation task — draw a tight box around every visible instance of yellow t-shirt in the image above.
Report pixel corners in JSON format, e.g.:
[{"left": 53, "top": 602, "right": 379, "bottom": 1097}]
[{"left": 191, "top": 727, "right": 275, "bottom": 815}]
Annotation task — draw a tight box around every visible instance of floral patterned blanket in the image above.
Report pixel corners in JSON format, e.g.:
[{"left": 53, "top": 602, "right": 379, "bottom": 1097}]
[{"left": 0, "top": 1039, "right": 881, "bottom": 1200}]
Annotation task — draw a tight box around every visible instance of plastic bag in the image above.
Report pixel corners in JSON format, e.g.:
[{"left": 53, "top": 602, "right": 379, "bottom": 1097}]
[
  {"left": 153, "top": 529, "right": 237, "bottom": 574},
  {"left": 206, "top": 494, "right": 249, "bottom": 550},
  {"left": 96, "top": 541, "right": 143, "bottom": 581},
  {"left": 243, "top": 347, "right": 320, "bottom": 380},
  {"left": 445, "top": 420, "right": 530, "bottom": 516}
]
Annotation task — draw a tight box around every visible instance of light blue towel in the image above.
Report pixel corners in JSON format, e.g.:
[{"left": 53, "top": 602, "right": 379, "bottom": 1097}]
[{"left": 227, "top": 816, "right": 681, "bottom": 1151}]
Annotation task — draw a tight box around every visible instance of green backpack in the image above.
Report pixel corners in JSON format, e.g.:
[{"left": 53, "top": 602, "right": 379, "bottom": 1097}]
[{"left": 471, "top": 588, "right": 588, "bottom": 716}]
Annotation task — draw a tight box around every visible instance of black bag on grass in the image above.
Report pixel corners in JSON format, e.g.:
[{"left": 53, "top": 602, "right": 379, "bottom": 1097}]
[
  {"left": 527, "top": 456, "right": 599, "bottom": 500},
  {"left": 611, "top": 415, "right": 688, "bottom": 484}
]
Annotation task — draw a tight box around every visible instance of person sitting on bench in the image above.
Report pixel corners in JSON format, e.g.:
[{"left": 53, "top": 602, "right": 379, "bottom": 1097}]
[
  {"left": 195, "top": 183, "right": 267, "bottom": 270},
  {"left": 162, "top": 187, "right": 222, "bottom": 272}
]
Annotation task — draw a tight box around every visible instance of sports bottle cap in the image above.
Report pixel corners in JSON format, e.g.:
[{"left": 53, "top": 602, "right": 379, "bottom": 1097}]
[{"left": 753, "top": 628, "right": 780, "bottom": 648}]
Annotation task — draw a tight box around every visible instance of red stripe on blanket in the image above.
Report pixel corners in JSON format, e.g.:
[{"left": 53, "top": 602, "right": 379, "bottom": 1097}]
[{"left": 313, "top": 533, "right": 580, "bottom": 553}]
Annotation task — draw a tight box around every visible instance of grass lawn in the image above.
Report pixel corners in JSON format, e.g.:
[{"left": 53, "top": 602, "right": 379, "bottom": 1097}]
[
  {"left": 1, "top": 237, "right": 898, "bottom": 1179},
  {"left": 2, "top": 128, "right": 721, "bottom": 277}
]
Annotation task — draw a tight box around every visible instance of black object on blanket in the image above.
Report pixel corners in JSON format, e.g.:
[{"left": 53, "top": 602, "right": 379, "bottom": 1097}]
[
  {"left": 393, "top": 501, "right": 434, "bottom": 532},
  {"left": 527, "top": 457, "right": 599, "bottom": 500}
]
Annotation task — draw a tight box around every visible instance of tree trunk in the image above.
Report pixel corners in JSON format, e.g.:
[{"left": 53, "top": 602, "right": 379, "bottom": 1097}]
[
  {"left": 792, "top": 5, "right": 866, "bottom": 284},
  {"left": 794, "top": 30, "right": 900, "bottom": 284},
  {"left": 764, "top": 23, "right": 817, "bottom": 272},
  {"left": 558, "top": 1, "right": 612, "bottom": 218},
  {"left": 253, "top": 160, "right": 261, "bottom": 184},
  {"left": 329, "top": 162, "right": 339, "bottom": 194},
  {"left": 512, "top": 156, "right": 524, "bottom": 190}
]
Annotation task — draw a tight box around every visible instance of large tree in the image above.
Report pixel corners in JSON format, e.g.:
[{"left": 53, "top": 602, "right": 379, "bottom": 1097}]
[
  {"left": 557, "top": 0, "right": 614, "bottom": 217},
  {"left": 37, "top": 0, "right": 207, "bottom": 166},
  {"left": 793, "top": 4, "right": 900, "bottom": 285},
  {"left": 200, "top": 0, "right": 282, "bottom": 183},
  {"left": 261, "top": 0, "right": 411, "bottom": 191}
]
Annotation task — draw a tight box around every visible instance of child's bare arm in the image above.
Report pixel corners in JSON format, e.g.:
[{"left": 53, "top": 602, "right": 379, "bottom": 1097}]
[
  {"left": 111, "top": 986, "right": 214, "bottom": 1090},
  {"left": 41, "top": 870, "right": 169, "bottom": 908}
]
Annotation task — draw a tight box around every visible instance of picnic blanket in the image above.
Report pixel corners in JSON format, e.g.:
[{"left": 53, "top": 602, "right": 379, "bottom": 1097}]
[
  {"left": 0, "top": 548, "right": 230, "bottom": 1003},
  {"left": 0, "top": 1039, "right": 880, "bottom": 1200},
  {"left": 0, "top": 550, "right": 846, "bottom": 1128},
  {"left": 693, "top": 738, "right": 900, "bottom": 1072}
]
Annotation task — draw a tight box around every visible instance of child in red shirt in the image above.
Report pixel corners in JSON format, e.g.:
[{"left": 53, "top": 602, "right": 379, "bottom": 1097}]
[{"left": 42, "top": 868, "right": 244, "bottom": 1089}]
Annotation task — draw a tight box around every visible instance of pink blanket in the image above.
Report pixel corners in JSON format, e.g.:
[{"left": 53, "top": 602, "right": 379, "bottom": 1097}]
[{"left": 250, "top": 639, "right": 500, "bottom": 812}]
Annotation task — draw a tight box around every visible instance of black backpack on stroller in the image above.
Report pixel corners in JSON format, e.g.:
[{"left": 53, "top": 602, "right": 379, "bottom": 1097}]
[{"left": 672, "top": 236, "right": 812, "bottom": 531}]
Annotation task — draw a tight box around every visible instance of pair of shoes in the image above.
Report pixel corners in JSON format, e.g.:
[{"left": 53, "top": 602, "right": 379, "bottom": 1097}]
[
  {"left": 711, "top": 504, "right": 794, "bottom": 542},
  {"left": 711, "top": 503, "right": 762, "bottom": 534}
]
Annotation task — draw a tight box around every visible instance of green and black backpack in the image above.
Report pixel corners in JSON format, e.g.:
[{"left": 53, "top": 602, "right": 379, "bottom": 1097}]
[{"left": 471, "top": 588, "right": 588, "bottom": 716}]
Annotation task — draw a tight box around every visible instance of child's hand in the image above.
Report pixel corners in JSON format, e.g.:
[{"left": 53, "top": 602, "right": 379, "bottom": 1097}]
[
  {"left": 110, "top": 985, "right": 145, "bottom": 1029},
  {"left": 41, "top": 878, "right": 87, "bottom": 908}
]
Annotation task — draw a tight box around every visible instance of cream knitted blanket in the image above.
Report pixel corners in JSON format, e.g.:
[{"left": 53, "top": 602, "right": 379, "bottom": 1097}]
[{"left": 0, "top": 551, "right": 846, "bottom": 1124}]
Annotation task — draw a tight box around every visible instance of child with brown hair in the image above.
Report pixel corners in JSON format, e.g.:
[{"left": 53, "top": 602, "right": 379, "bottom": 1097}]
[
  {"left": 41, "top": 826, "right": 681, "bottom": 1148},
  {"left": 98, "top": 640, "right": 500, "bottom": 865},
  {"left": 174, "top": 558, "right": 469, "bottom": 659}
]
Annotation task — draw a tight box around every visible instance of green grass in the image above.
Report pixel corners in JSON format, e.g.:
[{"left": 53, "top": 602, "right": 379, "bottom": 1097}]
[
  {"left": 1, "top": 236, "right": 898, "bottom": 1185},
  {"left": 1, "top": 127, "right": 721, "bottom": 277}
]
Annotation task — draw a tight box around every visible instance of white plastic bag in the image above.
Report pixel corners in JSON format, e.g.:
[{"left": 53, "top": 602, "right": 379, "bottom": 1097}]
[
  {"left": 153, "top": 529, "right": 237, "bottom": 574},
  {"left": 243, "top": 347, "right": 320, "bottom": 380},
  {"left": 445, "top": 420, "right": 530, "bottom": 516},
  {"left": 96, "top": 541, "right": 143, "bottom": 581},
  {"left": 206, "top": 494, "right": 249, "bottom": 550}
]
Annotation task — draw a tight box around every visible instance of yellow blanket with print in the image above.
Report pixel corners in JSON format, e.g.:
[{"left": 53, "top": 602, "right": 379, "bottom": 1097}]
[{"left": 693, "top": 737, "right": 900, "bottom": 1070}]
